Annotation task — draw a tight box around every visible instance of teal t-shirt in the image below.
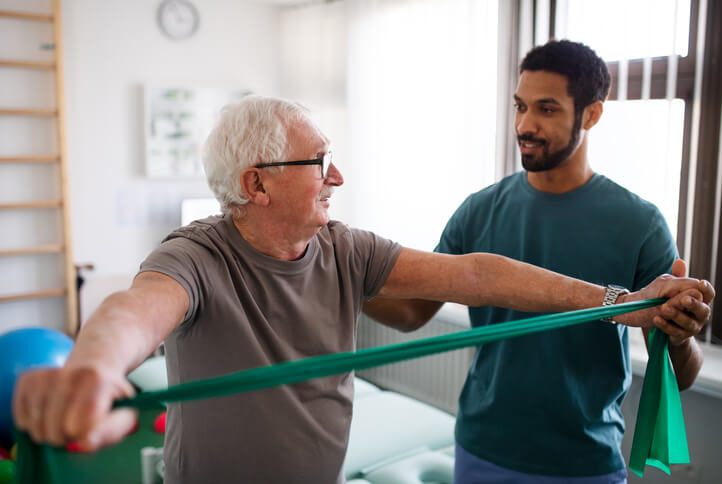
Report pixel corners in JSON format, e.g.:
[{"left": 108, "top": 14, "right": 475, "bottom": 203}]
[{"left": 436, "top": 172, "right": 677, "bottom": 477}]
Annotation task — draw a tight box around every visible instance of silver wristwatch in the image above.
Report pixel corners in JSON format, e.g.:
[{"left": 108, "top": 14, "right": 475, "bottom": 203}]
[{"left": 601, "top": 284, "right": 629, "bottom": 323}]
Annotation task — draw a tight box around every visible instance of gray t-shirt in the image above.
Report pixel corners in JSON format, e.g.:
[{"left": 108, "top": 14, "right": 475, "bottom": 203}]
[{"left": 139, "top": 214, "right": 401, "bottom": 484}]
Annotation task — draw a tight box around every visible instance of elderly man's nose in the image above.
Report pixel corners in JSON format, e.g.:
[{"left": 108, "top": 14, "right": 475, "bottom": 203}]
[{"left": 325, "top": 163, "right": 344, "bottom": 186}]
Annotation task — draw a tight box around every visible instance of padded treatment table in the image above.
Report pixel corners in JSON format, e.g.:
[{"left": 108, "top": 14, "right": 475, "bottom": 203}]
[
  {"left": 362, "top": 450, "right": 454, "bottom": 484},
  {"left": 344, "top": 391, "right": 454, "bottom": 479},
  {"left": 128, "top": 356, "right": 168, "bottom": 393}
]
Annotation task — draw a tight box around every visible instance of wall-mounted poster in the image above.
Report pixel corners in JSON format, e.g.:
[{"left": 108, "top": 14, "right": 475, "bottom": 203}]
[{"left": 144, "top": 86, "right": 251, "bottom": 178}]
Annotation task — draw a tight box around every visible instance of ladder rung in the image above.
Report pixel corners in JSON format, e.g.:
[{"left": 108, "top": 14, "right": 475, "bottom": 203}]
[
  {"left": 0, "top": 155, "right": 59, "bottom": 163},
  {"left": 0, "top": 59, "right": 55, "bottom": 70},
  {"left": 0, "top": 200, "right": 62, "bottom": 210},
  {"left": 0, "top": 288, "right": 66, "bottom": 303},
  {"left": 0, "top": 10, "right": 53, "bottom": 22},
  {"left": 0, "top": 244, "right": 64, "bottom": 256},
  {"left": 0, "top": 108, "right": 57, "bottom": 117}
]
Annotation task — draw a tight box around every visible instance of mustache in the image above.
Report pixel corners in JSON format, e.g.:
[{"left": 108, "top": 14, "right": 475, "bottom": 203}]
[
  {"left": 319, "top": 187, "right": 335, "bottom": 200},
  {"left": 517, "top": 134, "right": 547, "bottom": 145}
]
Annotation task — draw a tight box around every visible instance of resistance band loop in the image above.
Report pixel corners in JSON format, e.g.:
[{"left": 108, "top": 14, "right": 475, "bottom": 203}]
[
  {"left": 115, "top": 298, "right": 665, "bottom": 409},
  {"left": 629, "top": 326, "right": 690, "bottom": 477}
]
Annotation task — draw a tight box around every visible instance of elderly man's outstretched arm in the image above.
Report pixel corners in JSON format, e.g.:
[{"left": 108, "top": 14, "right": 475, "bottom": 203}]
[
  {"left": 370, "top": 248, "right": 713, "bottom": 342},
  {"left": 12, "top": 271, "right": 187, "bottom": 451}
]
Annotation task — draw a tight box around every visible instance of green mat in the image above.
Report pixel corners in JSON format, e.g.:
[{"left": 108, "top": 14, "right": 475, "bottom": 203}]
[
  {"left": 13, "top": 406, "right": 164, "bottom": 484},
  {"left": 13, "top": 299, "right": 689, "bottom": 482}
]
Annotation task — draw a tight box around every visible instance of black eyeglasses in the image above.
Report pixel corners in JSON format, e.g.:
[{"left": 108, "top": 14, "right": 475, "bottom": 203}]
[{"left": 256, "top": 151, "right": 333, "bottom": 179}]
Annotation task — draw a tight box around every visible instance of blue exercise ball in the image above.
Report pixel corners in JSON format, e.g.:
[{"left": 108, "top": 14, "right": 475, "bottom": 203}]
[{"left": 0, "top": 327, "right": 74, "bottom": 445}]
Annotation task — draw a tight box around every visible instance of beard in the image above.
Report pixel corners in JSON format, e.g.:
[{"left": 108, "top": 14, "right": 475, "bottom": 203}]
[{"left": 519, "top": 114, "right": 582, "bottom": 172}]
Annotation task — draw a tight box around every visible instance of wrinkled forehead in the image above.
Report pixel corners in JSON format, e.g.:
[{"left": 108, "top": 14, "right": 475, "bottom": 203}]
[{"left": 515, "top": 70, "right": 574, "bottom": 106}]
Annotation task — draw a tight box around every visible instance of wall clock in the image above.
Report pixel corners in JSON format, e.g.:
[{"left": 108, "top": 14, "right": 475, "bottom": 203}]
[{"left": 157, "top": 0, "right": 200, "bottom": 40}]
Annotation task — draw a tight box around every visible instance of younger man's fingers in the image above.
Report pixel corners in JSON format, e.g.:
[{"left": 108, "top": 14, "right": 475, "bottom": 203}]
[{"left": 699, "top": 279, "right": 715, "bottom": 303}]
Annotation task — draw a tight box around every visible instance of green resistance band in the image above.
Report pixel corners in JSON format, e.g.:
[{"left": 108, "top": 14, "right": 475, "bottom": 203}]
[
  {"left": 14, "top": 298, "right": 687, "bottom": 481},
  {"left": 115, "top": 298, "right": 665, "bottom": 409},
  {"left": 629, "top": 326, "right": 690, "bottom": 477},
  {"left": 114, "top": 298, "right": 688, "bottom": 477}
]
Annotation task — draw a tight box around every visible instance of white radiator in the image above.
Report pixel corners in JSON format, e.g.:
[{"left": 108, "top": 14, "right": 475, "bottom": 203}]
[{"left": 356, "top": 313, "right": 474, "bottom": 415}]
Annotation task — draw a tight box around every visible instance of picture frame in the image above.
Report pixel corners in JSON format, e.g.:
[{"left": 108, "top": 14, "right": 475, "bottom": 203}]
[{"left": 143, "top": 85, "right": 251, "bottom": 178}]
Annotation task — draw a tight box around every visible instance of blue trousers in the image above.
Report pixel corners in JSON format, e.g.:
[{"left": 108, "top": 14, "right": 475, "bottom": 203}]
[{"left": 454, "top": 443, "right": 627, "bottom": 484}]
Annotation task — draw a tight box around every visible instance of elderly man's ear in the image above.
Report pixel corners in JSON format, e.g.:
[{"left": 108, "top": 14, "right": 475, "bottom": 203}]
[{"left": 240, "top": 169, "right": 270, "bottom": 206}]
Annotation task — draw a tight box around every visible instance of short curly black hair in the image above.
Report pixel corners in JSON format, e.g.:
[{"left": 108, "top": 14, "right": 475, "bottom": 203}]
[{"left": 520, "top": 40, "right": 611, "bottom": 115}]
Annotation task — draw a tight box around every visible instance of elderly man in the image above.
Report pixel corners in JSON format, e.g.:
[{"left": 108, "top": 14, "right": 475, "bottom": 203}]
[{"left": 13, "top": 95, "right": 711, "bottom": 484}]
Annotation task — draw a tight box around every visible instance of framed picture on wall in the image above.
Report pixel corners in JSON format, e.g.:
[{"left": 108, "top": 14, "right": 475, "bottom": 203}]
[{"left": 143, "top": 85, "right": 251, "bottom": 178}]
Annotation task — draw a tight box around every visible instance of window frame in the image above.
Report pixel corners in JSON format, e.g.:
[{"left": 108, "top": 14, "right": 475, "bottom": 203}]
[{"left": 542, "top": 0, "right": 722, "bottom": 344}]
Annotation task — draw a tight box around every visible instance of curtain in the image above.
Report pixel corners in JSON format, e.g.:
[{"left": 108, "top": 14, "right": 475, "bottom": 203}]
[{"left": 280, "top": 0, "right": 500, "bottom": 251}]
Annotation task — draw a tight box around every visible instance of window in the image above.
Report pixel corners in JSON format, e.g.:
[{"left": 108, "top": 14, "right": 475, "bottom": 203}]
[
  {"left": 549, "top": 0, "right": 722, "bottom": 345},
  {"left": 341, "top": 0, "right": 500, "bottom": 251},
  {"left": 280, "top": 0, "right": 500, "bottom": 253},
  {"left": 556, "top": 0, "right": 692, "bottom": 242}
]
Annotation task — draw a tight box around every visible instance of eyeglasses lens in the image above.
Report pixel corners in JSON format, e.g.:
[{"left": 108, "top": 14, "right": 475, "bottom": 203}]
[{"left": 322, "top": 152, "right": 332, "bottom": 178}]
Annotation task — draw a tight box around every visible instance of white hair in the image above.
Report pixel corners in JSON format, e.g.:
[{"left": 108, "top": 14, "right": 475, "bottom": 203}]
[{"left": 202, "top": 95, "right": 310, "bottom": 218}]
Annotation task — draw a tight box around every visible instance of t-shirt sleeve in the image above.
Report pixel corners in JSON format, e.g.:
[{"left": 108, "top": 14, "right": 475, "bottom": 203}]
[
  {"left": 632, "top": 207, "right": 679, "bottom": 291},
  {"left": 138, "top": 237, "right": 204, "bottom": 324},
  {"left": 346, "top": 227, "right": 402, "bottom": 299},
  {"left": 435, "top": 195, "right": 472, "bottom": 255}
]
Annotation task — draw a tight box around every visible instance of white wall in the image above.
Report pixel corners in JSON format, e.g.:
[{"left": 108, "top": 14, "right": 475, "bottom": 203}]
[
  {"left": 62, "top": 0, "right": 282, "bottom": 275},
  {"left": 0, "top": 0, "right": 282, "bottom": 332}
]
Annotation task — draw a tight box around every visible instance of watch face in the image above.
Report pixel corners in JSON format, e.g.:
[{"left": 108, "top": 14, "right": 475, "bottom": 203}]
[{"left": 158, "top": 0, "right": 199, "bottom": 40}]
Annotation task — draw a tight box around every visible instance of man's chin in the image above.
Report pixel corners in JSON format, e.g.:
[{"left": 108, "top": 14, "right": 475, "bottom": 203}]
[
  {"left": 522, "top": 155, "right": 565, "bottom": 172},
  {"left": 317, "top": 211, "right": 331, "bottom": 227},
  {"left": 521, "top": 156, "right": 546, "bottom": 172}
]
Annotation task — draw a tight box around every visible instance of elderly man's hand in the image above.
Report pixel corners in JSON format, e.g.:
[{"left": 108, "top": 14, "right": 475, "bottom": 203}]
[
  {"left": 12, "top": 366, "right": 137, "bottom": 451},
  {"left": 617, "top": 260, "right": 714, "bottom": 343}
]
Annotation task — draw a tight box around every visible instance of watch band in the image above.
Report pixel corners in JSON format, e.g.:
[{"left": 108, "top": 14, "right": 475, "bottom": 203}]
[{"left": 601, "top": 285, "right": 630, "bottom": 323}]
